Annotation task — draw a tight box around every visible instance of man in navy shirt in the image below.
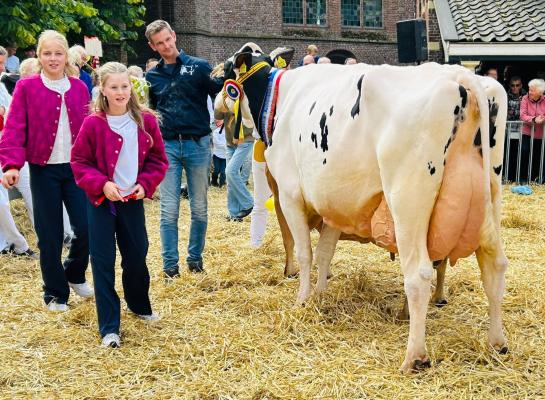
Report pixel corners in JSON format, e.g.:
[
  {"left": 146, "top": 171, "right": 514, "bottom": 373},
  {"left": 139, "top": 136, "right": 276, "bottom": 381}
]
[{"left": 146, "top": 20, "right": 224, "bottom": 277}]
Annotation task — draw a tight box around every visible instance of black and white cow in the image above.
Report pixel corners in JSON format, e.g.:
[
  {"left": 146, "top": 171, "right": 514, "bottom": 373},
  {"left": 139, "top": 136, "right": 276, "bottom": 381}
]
[{"left": 215, "top": 47, "right": 508, "bottom": 373}]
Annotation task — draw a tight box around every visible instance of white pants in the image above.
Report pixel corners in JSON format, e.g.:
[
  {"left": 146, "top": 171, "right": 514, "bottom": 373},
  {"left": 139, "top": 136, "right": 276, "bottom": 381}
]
[
  {"left": 249, "top": 159, "right": 271, "bottom": 248},
  {"left": 0, "top": 167, "right": 30, "bottom": 253}
]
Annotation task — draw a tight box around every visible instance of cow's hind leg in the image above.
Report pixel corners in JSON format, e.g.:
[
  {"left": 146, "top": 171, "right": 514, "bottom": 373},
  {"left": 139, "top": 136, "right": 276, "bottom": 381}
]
[
  {"left": 383, "top": 184, "right": 436, "bottom": 373},
  {"left": 431, "top": 259, "right": 448, "bottom": 307},
  {"left": 277, "top": 191, "right": 313, "bottom": 305},
  {"left": 476, "top": 213, "right": 508, "bottom": 353},
  {"left": 266, "top": 169, "right": 297, "bottom": 277},
  {"left": 315, "top": 224, "right": 341, "bottom": 294}
]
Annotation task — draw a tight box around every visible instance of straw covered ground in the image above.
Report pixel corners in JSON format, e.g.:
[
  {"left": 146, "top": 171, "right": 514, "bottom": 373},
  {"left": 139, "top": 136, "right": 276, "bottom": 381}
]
[{"left": 0, "top": 185, "right": 544, "bottom": 399}]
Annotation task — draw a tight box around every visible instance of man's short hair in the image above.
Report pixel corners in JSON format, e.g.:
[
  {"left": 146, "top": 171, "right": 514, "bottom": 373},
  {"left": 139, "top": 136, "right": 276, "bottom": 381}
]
[
  {"left": 510, "top": 76, "right": 522, "bottom": 83},
  {"left": 145, "top": 20, "right": 173, "bottom": 41}
]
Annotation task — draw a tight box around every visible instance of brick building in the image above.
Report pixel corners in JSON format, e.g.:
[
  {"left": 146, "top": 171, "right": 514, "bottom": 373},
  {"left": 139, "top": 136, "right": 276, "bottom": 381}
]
[{"left": 129, "top": 0, "right": 416, "bottom": 67}]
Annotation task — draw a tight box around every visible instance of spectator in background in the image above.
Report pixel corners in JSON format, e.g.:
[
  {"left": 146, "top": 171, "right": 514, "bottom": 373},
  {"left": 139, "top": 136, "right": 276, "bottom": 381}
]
[
  {"left": 210, "top": 120, "right": 226, "bottom": 188},
  {"left": 344, "top": 57, "right": 357, "bottom": 65},
  {"left": 0, "top": 45, "right": 38, "bottom": 259},
  {"left": 23, "top": 46, "right": 36, "bottom": 59},
  {"left": 317, "top": 56, "right": 331, "bottom": 64},
  {"left": 128, "top": 65, "right": 149, "bottom": 105},
  {"left": 485, "top": 67, "right": 498, "bottom": 80},
  {"left": 19, "top": 57, "right": 39, "bottom": 77},
  {"left": 507, "top": 76, "right": 526, "bottom": 121},
  {"left": 145, "top": 58, "right": 159, "bottom": 72},
  {"left": 519, "top": 78, "right": 545, "bottom": 184},
  {"left": 303, "top": 55, "right": 315, "bottom": 66},
  {"left": 5, "top": 43, "right": 19, "bottom": 73},
  {"left": 68, "top": 45, "right": 93, "bottom": 95}
]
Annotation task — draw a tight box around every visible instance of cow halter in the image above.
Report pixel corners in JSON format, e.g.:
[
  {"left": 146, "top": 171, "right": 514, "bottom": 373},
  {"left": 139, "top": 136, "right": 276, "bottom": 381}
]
[{"left": 222, "top": 61, "right": 270, "bottom": 142}]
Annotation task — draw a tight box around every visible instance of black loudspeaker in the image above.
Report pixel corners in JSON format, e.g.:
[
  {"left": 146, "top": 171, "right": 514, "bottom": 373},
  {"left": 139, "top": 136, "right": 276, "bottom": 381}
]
[{"left": 396, "top": 19, "right": 428, "bottom": 63}]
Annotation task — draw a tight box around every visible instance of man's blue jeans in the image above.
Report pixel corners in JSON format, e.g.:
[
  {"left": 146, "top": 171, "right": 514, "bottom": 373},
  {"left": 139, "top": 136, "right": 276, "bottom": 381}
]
[
  {"left": 160, "top": 136, "right": 211, "bottom": 271},
  {"left": 225, "top": 141, "right": 254, "bottom": 218}
]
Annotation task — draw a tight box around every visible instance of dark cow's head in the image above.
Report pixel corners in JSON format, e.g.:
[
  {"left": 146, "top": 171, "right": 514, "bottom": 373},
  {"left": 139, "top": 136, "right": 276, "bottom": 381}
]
[{"left": 215, "top": 43, "right": 274, "bottom": 140}]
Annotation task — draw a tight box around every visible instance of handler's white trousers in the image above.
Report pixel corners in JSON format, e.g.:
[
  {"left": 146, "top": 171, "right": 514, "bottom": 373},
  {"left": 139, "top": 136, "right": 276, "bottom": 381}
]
[{"left": 250, "top": 141, "right": 272, "bottom": 248}]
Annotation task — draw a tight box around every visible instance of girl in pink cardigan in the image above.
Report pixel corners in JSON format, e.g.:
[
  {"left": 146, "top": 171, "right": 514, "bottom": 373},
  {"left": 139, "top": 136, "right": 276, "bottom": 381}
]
[
  {"left": 0, "top": 30, "right": 92, "bottom": 312},
  {"left": 71, "top": 62, "right": 168, "bottom": 348}
]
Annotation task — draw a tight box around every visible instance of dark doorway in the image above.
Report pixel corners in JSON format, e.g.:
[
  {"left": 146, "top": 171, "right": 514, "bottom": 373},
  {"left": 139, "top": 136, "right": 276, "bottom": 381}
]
[{"left": 326, "top": 49, "right": 357, "bottom": 65}]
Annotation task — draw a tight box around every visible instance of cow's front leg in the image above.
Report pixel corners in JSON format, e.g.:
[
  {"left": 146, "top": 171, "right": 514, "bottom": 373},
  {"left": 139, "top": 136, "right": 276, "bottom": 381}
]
[
  {"left": 278, "top": 191, "right": 313, "bottom": 305},
  {"left": 315, "top": 224, "right": 341, "bottom": 294},
  {"left": 476, "top": 224, "right": 508, "bottom": 353}
]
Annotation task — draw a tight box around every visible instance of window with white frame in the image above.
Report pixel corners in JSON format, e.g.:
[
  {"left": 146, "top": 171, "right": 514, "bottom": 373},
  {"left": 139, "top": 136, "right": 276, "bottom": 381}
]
[
  {"left": 341, "top": 0, "right": 383, "bottom": 28},
  {"left": 282, "top": 0, "right": 327, "bottom": 26}
]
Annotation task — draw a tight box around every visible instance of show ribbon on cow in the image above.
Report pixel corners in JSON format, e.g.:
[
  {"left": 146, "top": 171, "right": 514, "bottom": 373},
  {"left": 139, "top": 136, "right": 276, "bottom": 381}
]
[
  {"left": 223, "top": 79, "right": 245, "bottom": 143},
  {"left": 258, "top": 67, "right": 286, "bottom": 145}
]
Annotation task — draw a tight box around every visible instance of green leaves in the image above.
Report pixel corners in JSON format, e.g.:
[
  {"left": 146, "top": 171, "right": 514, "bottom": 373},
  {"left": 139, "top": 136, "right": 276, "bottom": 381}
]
[{"left": 0, "top": 0, "right": 145, "bottom": 52}]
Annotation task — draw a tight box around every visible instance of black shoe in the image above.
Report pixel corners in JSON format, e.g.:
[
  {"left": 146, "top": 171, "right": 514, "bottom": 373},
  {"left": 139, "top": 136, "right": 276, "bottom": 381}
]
[
  {"left": 187, "top": 261, "right": 204, "bottom": 273},
  {"left": 164, "top": 267, "right": 180, "bottom": 278},
  {"left": 180, "top": 185, "right": 189, "bottom": 199},
  {"left": 237, "top": 207, "right": 253, "bottom": 219}
]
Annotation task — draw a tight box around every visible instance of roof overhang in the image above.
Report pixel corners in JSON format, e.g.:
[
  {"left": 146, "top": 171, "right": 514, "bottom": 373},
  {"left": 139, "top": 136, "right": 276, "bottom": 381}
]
[{"left": 445, "top": 41, "right": 545, "bottom": 61}]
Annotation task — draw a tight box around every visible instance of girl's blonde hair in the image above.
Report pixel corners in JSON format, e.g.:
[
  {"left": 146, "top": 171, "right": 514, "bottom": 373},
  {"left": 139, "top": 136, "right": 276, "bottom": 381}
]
[
  {"left": 19, "top": 58, "right": 40, "bottom": 78},
  {"left": 94, "top": 61, "right": 157, "bottom": 130},
  {"left": 36, "top": 30, "right": 78, "bottom": 77}
]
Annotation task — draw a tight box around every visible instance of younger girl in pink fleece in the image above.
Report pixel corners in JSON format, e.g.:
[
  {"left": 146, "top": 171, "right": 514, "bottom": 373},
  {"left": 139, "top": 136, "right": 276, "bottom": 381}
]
[{"left": 71, "top": 62, "right": 168, "bottom": 348}]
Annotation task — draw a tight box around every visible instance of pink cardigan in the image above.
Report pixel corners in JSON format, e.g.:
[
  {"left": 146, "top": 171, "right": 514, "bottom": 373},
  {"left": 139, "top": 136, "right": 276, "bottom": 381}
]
[
  {"left": 71, "top": 112, "right": 168, "bottom": 206},
  {"left": 0, "top": 75, "right": 89, "bottom": 171},
  {"left": 520, "top": 94, "right": 545, "bottom": 139}
]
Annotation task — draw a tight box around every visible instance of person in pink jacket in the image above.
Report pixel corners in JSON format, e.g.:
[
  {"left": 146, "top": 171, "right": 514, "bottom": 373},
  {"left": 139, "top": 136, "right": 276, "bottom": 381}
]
[
  {"left": 71, "top": 62, "right": 168, "bottom": 348},
  {"left": 519, "top": 78, "right": 545, "bottom": 183},
  {"left": 0, "top": 30, "right": 92, "bottom": 312}
]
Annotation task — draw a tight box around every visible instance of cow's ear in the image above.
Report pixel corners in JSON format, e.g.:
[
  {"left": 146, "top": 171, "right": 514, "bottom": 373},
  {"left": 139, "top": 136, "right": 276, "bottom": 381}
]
[
  {"left": 223, "top": 60, "right": 235, "bottom": 80},
  {"left": 234, "top": 52, "right": 253, "bottom": 70}
]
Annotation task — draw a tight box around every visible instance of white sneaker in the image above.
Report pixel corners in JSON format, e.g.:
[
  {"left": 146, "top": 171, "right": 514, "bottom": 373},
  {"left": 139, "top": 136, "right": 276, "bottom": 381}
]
[
  {"left": 46, "top": 301, "right": 68, "bottom": 312},
  {"left": 101, "top": 333, "right": 121, "bottom": 348},
  {"left": 69, "top": 282, "right": 94, "bottom": 298},
  {"left": 128, "top": 308, "right": 161, "bottom": 322}
]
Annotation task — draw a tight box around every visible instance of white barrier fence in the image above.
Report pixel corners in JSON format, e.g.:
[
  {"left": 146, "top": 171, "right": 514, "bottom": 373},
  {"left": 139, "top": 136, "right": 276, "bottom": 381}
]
[{"left": 504, "top": 122, "right": 544, "bottom": 184}]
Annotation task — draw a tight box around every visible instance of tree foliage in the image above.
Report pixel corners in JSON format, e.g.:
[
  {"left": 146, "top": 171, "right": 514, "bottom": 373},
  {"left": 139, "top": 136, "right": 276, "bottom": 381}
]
[{"left": 0, "top": 0, "right": 145, "bottom": 49}]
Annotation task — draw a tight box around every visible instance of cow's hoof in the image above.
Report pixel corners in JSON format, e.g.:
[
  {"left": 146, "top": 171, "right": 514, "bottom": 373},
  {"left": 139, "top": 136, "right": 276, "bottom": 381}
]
[
  {"left": 396, "top": 309, "right": 410, "bottom": 321},
  {"left": 285, "top": 272, "right": 299, "bottom": 279},
  {"left": 390, "top": 252, "right": 395, "bottom": 261},
  {"left": 498, "top": 346, "right": 509, "bottom": 355},
  {"left": 434, "top": 299, "right": 448, "bottom": 308},
  {"left": 327, "top": 273, "right": 333, "bottom": 280},
  {"left": 400, "top": 357, "right": 430, "bottom": 374},
  {"left": 413, "top": 359, "right": 432, "bottom": 371}
]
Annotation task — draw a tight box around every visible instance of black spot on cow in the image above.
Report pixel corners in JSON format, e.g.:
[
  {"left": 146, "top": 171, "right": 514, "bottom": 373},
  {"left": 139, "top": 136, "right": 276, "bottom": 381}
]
[
  {"left": 329, "top": 105, "right": 334, "bottom": 116},
  {"left": 309, "top": 101, "right": 316, "bottom": 115},
  {"left": 310, "top": 132, "right": 318, "bottom": 148},
  {"left": 350, "top": 74, "right": 364, "bottom": 118},
  {"left": 299, "top": 133, "right": 301, "bottom": 142},
  {"left": 452, "top": 125, "right": 458, "bottom": 136},
  {"left": 494, "top": 164, "right": 502, "bottom": 175},
  {"left": 427, "top": 162, "right": 436, "bottom": 176},
  {"left": 489, "top": 101, "right": 499, "bottom": 148},
  {"left": 474, "top": 128, "right": 481, "bottom": 148},
  {"left": 459, "top": 85, "right": 467, "bottom": 108},
  {"left": 320, "top": 113, "right": 329, "bottom": 152},
  {"left": 444, "top": 137, "right": 452, "bottom": 154},
  {"left": 323, "top": 159, "right": 327, "bottom": 165},
  {"left": 454, "top": 105, "right": 460, "bottom": 115},
  {"left": 443, "top": 159, "right": 446, "bottom": 166}
]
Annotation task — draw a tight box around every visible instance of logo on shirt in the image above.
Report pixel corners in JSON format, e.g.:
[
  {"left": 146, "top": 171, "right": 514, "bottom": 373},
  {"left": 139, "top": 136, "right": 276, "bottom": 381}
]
[{"left": 180, "top": 65, "right": 196, "bottom": 76}]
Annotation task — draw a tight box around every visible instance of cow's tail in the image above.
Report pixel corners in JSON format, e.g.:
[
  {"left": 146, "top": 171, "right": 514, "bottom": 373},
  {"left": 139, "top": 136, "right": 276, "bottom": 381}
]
[{"left": 457, "top": 71, "right": 491, "bottom": 203}]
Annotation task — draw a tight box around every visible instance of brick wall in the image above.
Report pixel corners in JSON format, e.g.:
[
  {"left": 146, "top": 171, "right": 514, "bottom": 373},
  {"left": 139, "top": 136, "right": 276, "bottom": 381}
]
[
  {"left": 420, "top": 0, "right": 445, "bottom": 62},
  {"left": 129, "top": 0, "right": 416, "bottom": 67}
]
